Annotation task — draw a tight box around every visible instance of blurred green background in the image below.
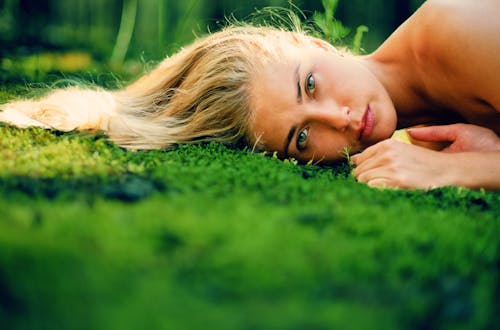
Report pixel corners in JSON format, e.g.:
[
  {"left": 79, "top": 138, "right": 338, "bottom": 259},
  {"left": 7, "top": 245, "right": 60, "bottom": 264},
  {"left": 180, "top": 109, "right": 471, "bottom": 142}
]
[
  {"left": 2, "top": 2, "right": 500, "bottom": 330},
  {"left": 0, "top": 0, "right": 425, "bottom": 62}
]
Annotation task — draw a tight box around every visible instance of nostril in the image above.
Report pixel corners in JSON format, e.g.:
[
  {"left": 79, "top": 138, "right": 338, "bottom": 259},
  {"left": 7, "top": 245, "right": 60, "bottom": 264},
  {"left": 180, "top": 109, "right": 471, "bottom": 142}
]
[
  {"left": 342, "top": 106, "right": 351, "bottom": 130},
  {"left": 342, "top": 106, "right": 351, "bottom": 121}
]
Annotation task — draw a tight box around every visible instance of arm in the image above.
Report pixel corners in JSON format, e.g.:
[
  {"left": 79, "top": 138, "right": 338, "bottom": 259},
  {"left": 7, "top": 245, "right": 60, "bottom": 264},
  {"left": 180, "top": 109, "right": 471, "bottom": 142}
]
[
  {"left": 447, "top": 151, "right": 500, "bottom": 190},
  {"left": 351, "top": 140, "right": 500, "bottom": 190},
  {"left": 407, "top": 124, "right": 500, "bottom": 153}
]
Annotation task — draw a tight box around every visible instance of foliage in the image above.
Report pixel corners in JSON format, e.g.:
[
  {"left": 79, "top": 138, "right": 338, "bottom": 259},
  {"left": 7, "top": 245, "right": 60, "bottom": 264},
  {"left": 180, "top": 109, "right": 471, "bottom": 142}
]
[{"left": 312, "top": 0, "right": 369, "bottom": 53}]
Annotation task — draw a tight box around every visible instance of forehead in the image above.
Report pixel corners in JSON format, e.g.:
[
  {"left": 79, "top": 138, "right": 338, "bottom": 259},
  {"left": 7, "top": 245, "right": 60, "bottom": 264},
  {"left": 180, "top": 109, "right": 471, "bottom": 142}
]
[{"left": 248, "top": 55, "right": 299, "bottom": 151}]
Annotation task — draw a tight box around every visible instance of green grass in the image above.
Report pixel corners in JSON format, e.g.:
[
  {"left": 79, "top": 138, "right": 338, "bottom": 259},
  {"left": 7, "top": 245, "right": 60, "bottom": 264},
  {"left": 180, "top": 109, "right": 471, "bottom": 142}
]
[{"left": 0, "top": 66, "right": 499, "bottom": 330}]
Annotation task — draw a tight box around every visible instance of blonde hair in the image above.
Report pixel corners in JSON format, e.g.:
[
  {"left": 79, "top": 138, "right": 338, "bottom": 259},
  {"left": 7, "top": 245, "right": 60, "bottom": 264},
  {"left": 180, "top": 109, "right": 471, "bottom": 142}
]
[{"left": 0, "top": 25, "right": 309, "bottom": 151}]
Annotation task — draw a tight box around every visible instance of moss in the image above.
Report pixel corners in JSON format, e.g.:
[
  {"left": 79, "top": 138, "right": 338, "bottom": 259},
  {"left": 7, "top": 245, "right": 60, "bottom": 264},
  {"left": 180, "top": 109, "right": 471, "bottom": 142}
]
[{"left": 0, "top": 63, "right": 499, "bottom": 330}]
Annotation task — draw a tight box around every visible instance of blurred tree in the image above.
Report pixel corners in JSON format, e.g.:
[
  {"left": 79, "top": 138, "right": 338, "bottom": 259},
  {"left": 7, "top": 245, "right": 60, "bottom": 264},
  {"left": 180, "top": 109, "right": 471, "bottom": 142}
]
[
  {"left": 0, "top": 0, "right": 19, "bottom": 45},
  {"left": 0, "top": 0, "right": 50, "bottom": 51},
  {"left": 110, "top": 0, "right": 138, "bottom": 65},
  {"left": 395, "top": 0, "right": 412, "bottom": 26},
  {"left": 0, "top": 0, "right": 426, "bottom": 60}
]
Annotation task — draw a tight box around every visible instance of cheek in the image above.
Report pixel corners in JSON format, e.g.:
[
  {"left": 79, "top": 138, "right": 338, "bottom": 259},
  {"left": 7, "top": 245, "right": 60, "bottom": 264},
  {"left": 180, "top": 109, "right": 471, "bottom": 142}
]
[
  {"left": 371, "top": 99, "right": 397, "bottom": 142},
  {"left": 309, "top": 130, "right": 352, "bottom": 162}
]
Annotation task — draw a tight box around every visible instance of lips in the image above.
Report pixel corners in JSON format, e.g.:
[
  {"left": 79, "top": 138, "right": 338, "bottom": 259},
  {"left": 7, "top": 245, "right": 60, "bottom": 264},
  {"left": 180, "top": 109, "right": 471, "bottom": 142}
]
[{"left": 359, "top": 105, "right": 375, "bottom": 140}]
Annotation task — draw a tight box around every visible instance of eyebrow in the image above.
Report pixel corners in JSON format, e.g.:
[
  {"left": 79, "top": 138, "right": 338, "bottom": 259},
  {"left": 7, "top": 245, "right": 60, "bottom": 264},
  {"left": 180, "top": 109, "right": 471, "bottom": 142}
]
[
  {"left": 283, "top": 65, "right": 302, "bottom": 157},
  {"left": 295, "top": 64, "right": 302, "bottom": 104},
  {"left": 284, "top": 125, "right": 297, "bottom": 158}
]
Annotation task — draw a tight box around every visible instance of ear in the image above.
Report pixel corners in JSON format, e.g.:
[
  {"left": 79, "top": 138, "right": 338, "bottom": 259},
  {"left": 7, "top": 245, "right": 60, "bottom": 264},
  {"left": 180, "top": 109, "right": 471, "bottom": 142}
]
[
  {"left": 309, "top": 37, "right": 334, "bottom": 52},
  {"left": 308, "top": 37, "right": 345, "bottom": 57}
]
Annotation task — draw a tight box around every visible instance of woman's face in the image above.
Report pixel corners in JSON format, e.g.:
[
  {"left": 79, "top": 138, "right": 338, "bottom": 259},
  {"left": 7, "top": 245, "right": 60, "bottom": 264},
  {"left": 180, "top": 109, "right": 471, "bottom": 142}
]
[{"left": 249, "top": 37, "right": 397, "bottom": 163}]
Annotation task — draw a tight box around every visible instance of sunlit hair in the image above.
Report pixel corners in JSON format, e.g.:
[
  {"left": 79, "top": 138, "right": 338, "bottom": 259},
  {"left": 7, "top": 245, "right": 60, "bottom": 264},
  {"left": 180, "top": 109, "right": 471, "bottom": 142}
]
[{"left": 0, "top": 21, "right": 310, "bottom": 150}]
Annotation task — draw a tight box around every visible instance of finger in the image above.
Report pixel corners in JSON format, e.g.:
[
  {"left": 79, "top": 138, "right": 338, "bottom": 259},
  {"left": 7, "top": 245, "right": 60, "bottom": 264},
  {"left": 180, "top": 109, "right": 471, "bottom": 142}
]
[
  {"left": 352, "top": 139, "right": 407, "bottom": 167},
  {"left": 357, "top": 169, "right": 409, "bottom": 189},
  {"left": 355, "top": 164, "right": 388, "bottom": 181},
  {"left": 407, "top": 125, "right": 458, "bottom": 143},
  {"left": 352, "top": 153, "right": 387, "bottom": 178},
  {"left": 367, "top": 178, "right": 398, "bottom": 189},
  {"left": 356, "top": 168, "right": 402, "bottom": 189},
  {"left": 440, "top": 143, "right": 462, "bottom": 153},
  {"left": 351, "top": 139, "right": 389, "bottom": 165}
]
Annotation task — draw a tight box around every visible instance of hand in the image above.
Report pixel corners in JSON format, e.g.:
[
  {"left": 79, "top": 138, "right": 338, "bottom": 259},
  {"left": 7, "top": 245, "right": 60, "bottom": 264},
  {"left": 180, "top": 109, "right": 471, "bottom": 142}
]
[
  {"left": 351, "top": 139, "right": 454, "bottom": 190},
  {"left": 407, "top": 123, "right": 500, "bottom": 153}
]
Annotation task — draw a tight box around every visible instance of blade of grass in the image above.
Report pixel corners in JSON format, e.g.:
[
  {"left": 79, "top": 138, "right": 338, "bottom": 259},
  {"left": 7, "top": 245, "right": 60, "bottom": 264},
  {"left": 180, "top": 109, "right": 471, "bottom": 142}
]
[
  {"left": 110, "top": 0, "right": 138, "bottom": 66},
  {"left": 158, "top": 0, "right": 167, "bottom": 52}
]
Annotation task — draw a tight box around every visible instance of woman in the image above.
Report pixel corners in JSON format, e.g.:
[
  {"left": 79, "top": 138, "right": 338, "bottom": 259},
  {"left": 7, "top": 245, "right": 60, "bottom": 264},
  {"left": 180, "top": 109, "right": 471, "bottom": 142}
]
[
  {"left": 249, "top": 0, "right": 500, "bottom": 190},
  {"left": 1, "top": 0, "right": 499, "bottom": 190}
]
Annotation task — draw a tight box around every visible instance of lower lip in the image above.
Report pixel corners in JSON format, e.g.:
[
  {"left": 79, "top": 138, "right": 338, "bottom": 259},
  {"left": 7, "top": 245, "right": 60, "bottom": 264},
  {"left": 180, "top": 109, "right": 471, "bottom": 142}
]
[{"left": 360, "top": 105, "right": 375, "bottom": 140}]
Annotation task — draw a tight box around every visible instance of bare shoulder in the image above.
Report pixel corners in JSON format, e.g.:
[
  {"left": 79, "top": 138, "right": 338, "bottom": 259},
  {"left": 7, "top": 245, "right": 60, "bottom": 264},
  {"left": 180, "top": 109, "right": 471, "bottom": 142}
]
[
  {"left": 415, "top": 0, "right": 500, "bottom": 46},
  {"left": 417, "top": 1, "right": 500, "bottom": 52},
  {"left": 413, "top": 0, "right": 500, "bottom": 111},
  {"left": 377, "top": 0, "right": 500, "bottom": 64}
]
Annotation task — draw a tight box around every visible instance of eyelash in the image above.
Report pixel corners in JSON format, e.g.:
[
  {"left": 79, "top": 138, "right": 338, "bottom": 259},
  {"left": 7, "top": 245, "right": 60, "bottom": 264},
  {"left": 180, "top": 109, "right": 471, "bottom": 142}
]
[
  {"left": 305, "top": 72, "right": 316, "bottom": 97},
  {"left": 296, "top": 127, "right": 308, "bottom": 151},
  {"left": 295, "top": 73, "right": 315, "bottom": 152}
]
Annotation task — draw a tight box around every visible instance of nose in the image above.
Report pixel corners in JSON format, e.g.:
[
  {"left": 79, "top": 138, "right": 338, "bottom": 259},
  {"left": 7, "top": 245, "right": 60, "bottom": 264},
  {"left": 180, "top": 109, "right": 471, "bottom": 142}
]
[{"left": 309, "top": 102, "right": 351, "bottom": 132}]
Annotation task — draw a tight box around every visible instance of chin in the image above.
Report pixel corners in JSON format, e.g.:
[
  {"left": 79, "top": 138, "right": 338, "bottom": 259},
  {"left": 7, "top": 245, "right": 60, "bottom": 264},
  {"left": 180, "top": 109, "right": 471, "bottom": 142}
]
[
  {"left": 375, "top": 117, "right": 397, "bottom": 142},
  {"left": 362, "top": 130, "right": 391, "bottom": 149}
]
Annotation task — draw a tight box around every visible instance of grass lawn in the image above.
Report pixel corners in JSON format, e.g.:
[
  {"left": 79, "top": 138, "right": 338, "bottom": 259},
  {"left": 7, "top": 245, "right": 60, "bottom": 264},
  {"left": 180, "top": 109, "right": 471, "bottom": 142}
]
[{"left": 0, "top": 61, "right": 499, "bottom": 330}]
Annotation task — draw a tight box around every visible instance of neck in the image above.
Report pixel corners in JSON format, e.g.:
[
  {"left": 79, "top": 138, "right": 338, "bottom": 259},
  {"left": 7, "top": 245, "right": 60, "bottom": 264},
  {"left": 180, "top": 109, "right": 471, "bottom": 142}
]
[{"left": 359, "top": 53, "right": 439, "bottom": 128}]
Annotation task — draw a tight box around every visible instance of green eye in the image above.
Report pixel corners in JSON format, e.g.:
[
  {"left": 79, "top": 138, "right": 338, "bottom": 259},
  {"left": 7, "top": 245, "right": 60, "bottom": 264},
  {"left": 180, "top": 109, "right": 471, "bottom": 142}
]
[
  {"left": 297, "top": 128, "right": 308, "bottom": 150},
  {"left": 306, "top": 73, "right": 315, "bottom": 94}
]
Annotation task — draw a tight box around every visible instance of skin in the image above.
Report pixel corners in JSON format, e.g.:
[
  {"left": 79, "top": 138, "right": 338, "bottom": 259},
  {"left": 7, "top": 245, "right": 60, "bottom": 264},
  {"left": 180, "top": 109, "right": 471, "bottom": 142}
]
[
  {"left": 250, "top": 38, "right": 397, "bottom": 162},
  {"left": 249, "top": 0, "right": 500, "bottom": 190}
]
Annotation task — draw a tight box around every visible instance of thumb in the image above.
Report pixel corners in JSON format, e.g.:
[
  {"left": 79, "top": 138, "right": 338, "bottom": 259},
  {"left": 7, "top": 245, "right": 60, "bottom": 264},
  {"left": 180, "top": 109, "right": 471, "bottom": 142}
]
[{"left": 407, "top": 125, "right": 458, "bottom": 143}]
